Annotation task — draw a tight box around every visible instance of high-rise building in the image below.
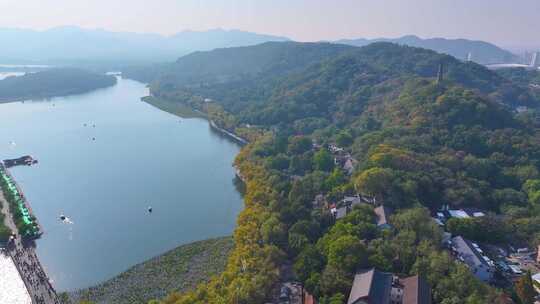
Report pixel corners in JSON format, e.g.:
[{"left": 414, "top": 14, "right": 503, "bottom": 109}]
[{"left": 531, "top": 52, "right": 539, "bottom": 68}]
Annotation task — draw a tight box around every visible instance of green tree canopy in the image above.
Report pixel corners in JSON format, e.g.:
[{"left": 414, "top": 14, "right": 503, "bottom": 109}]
[{"left": 313, "top": 149, "right": 334, "bottom": 172}]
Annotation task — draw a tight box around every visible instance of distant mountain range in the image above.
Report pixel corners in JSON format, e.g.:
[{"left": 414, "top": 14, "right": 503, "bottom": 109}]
[
  {"left": 0, "top": 26, "right": 289, "bottom": 65},
  {"left": 336, "top": 35, "right": 518, "bottom": 64},
  {"left": 0, "top": 27, "right": 519, "bottom": 66}
]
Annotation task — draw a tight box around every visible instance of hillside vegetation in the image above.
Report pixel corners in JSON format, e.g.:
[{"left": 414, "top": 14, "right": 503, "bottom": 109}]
[
  {"left": 122, "top": 42, "right": 353, "bottom": 89},
  {"left": 133, "top": 42, "right": 540, "bottom": 304},
  {"left": 144, "top": 42, "right": 538, "bottom": 133},
  {"left": 0, "top": 68, "right": 116, "bottom": 102}
]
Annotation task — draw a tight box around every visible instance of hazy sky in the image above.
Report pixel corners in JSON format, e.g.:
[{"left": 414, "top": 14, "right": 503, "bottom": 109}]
[{"left": 1, "top": 0, "right": 539, "bottom": 49}]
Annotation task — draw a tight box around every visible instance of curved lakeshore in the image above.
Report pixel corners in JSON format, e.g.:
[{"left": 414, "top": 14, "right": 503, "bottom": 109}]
[
  {"left": 208, "top": 120, "right": 248, "bottom": 146},
  {"left": 0, "top": 77, "right": 243, "bottom": 291},
  {"left": 141, "top": 95, "right": 249, "bottom": 184},
  {"left": 141, "top": 95, "right": 249, "bottom": 145}
]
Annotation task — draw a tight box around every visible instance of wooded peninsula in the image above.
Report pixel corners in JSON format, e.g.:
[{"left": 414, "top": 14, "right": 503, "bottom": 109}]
[{"left": 0, "top": 68, "right": 117, "bottom": 102}]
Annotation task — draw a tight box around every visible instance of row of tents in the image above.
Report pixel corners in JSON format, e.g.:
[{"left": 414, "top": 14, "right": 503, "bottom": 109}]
[{"left": 0, "top": 166, "right": 40, "bottom": 238}]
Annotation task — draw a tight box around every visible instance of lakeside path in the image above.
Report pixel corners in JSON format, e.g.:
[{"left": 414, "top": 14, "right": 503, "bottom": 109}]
[
  {"left": 209, "top": 120, "right": 248, "bottom": 145},
  {"left": 0, "top": 181, "right": 59, "bottom": 304}
]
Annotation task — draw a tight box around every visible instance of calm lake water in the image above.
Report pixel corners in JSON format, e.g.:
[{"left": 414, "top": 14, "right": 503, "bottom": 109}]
[{"left": 0, "top": 77, "right": 243, "bottom": 291}]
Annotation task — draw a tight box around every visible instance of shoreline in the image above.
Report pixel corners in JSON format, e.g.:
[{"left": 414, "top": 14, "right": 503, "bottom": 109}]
[
  {"left": 0, "top": 168, "right": 59, "bottom": 303},
  {"left": 0, "top": 91, "right": 246, "bottom": 303},
  {"left": 141, "top": 95, "right": 249, "bottom": 183},
  {"left": 208, "top": 120, "right": 248, "bottom": 146},
  {"left": 0, "top": 164, "right": 43, "bottom": 238},
  {"left": 142, "top": 95, "right": 249, "bottom": 146}
]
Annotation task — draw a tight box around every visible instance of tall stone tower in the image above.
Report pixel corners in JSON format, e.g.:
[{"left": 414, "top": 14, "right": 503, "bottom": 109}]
[
  {"left": 467, "top": 52, "right": 473, "bottom": 62},
  {"left": 437, "top": 62, "right": 444, "bottom": 84}
]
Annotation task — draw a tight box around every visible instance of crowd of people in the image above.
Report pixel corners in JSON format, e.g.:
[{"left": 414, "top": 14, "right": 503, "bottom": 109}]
[{"left": 9, "top": 242, "right": 59, "bottom": 304}]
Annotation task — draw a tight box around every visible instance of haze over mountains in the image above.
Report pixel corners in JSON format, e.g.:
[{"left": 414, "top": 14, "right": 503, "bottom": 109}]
[
  {"left": 0, "top": 26, "right": 289, "bottom": 64},
  {"left": 337, "top": 35, "right": 519, "bottom": 64},
  {"left": 0, "top": 26, "right": 519, "bottom": 66}
]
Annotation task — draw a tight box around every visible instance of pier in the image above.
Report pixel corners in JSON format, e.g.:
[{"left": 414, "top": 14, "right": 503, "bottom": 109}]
[
  {"left": 0, "top": 164, "right": 58, "bottom": 304},
  {"left": 3, "top": 155, "right": 38, "bottom": 168}
]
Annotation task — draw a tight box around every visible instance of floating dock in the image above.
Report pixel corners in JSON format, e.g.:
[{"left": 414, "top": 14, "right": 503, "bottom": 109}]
[{"left": 3, "top": 155, "right": 38, "bottom": 168}]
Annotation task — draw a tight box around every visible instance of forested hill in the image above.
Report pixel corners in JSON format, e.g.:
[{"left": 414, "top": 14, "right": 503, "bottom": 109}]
[
  {"left": 170, "top": 42, "right": 354, "bottom": 81},
  {"left": 0, "top": 68, "right": 117, "bottom": 102},
  {"left": 147, "top": 42, "right": 538, "bottom": 128},
  {"left": 146, "top": 42, "right": 540, "bottom": 304},
  {"left": 336, "top": 35, "right": 518, "bottom": 64},
  {"left": 234, "top": 42, "right": 537, "bottom": 126},
  {"left": 122, "top": 41, "right": 354, "bottom": 86}
]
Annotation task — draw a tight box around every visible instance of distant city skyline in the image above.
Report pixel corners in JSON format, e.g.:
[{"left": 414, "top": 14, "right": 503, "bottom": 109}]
[{"left": 1, "top": 0, "right": 539, "bottom": 50}]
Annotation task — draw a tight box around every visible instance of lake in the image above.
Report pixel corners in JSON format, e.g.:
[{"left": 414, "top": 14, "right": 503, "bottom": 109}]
[{"left": 0, "top": 77, "right": 243, "bottom": 291}]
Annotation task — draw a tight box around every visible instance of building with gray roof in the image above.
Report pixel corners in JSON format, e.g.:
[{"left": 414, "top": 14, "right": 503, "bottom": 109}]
[
  {"left": 450, "top": 236, "right": 494, "bottom": 282},
  {"left": 347, "top": 268, "right": 392, "bottom": 304}
]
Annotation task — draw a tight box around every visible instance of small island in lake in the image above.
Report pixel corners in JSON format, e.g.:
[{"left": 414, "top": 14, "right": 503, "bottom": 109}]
[{"left": 0, "top": 68, "right": 117, "bottom": 102}]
